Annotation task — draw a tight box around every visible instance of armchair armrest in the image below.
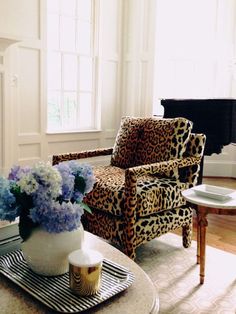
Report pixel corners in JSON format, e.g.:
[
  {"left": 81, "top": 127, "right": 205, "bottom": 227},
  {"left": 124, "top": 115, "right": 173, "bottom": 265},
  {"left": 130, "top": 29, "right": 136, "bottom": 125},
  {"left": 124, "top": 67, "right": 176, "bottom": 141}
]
[
  {"left": 123, "top": 156, "right": 201, "bottom": 220},
  {"left": 52, "top": 147, "right": 113, "bottom": 165},
  {"left": 127, "top": 156, "right": 202, "bottom": 177}
]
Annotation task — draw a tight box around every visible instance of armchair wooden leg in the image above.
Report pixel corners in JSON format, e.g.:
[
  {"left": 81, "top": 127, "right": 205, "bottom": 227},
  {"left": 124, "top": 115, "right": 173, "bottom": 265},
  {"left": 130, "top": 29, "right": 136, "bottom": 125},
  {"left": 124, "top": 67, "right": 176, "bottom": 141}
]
[{"left": 182, "top": 223, "right": 192, "bottom": 248}]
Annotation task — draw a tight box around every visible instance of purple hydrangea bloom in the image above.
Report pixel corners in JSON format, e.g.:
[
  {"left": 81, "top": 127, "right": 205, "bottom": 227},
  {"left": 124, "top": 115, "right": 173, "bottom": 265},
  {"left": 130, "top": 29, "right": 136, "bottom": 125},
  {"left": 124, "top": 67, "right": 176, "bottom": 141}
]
[
  {"left": 30, "top": 201, "right": 84, "bottom": 233},
  {"left": 54, "top": 162, "right": 75, "bottom": 200},
  {"left": 79, "top": 164, "right": 96, "bottom": 193},
  {"left": 8, "top": 165, "right": 31, "bottom": 181},
  {"left": 55, "top": 160, "right": 95, "bottom": 202}
]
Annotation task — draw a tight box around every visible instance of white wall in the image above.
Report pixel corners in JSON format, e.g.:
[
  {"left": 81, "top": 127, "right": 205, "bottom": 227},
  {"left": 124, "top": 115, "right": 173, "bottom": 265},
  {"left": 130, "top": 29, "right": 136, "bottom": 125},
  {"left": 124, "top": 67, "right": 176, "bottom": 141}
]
[
  {"left": 204, "top": 145, "right": 236, "bottom": 178},
  {"left": 0, "top": 0, "right": 235, "bottom": 177}
]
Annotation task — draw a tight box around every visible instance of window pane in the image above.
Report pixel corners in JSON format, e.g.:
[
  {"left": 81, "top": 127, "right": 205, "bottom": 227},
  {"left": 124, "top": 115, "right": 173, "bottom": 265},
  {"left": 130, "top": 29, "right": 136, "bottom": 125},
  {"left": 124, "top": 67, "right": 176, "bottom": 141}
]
[
  {"left": 63, "top": 92, "right": 77, "bottom": 128},
  {"left": 77, "top": 0, "right": 91, "bottom": 21},
  {"left": 48, "top": 52, "right": 61, "bottom": 89},
  {"left": 47, "top": 0, "right": 96, "bottom": 132},
  {"left": 79, "top": 57, "right": 93, "bottom": 91},
  {"left": 47, "top": 14, "right": 59, "bottom": 49},
  {"left": 47, "top": 0, "right": 59, "bottom": 14},
  {"left": 79, "top": 93, "right": 92, "bottom": 128},
  {"left": 60, "top": 17, "right": 76, "bottom": 51},
  {"left": 60, "top": 0, "right": 76, "bottom": 16},
  {"left": 48, "top": 91, "right": 61, "bottom": 130},
  {"left": 77, "top": 21, "right": 91, "bottom": 54},
  {"left": 64, "top": 54, "right": 77, "bottom": 90}
]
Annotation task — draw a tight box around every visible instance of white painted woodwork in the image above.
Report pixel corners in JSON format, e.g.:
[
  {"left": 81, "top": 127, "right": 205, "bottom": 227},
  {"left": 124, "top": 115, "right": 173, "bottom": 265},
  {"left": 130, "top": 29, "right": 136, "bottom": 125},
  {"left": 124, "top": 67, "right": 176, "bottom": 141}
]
[
  {"left": 0, "top": 0, "right": 40, "bottom": 40},
  {"left": 0, "top": 0, "right": 235, "bottom": 177},
  {"left": 0, "top": 37, "right": 22, "bottom": 173},
  {"left": 0, "top": 0, "right": 124, "bottom": 172},
  {"left": 120, "top": 0, "right": 156, "bottom": 117}
]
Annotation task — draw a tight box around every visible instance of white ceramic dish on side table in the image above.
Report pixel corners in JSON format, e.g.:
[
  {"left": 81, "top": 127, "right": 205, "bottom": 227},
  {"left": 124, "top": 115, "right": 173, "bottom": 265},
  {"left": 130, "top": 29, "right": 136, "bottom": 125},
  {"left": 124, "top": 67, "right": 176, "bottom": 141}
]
[{"left": 192, "top": 184, "right": 235, "bottom": 201}]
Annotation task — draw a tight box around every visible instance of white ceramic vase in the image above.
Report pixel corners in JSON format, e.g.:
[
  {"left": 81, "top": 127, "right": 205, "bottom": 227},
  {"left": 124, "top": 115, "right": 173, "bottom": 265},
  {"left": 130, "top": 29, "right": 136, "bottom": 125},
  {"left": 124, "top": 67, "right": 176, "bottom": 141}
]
[{"left": 21, "top": 224, "right": 84, "bottom": 276}]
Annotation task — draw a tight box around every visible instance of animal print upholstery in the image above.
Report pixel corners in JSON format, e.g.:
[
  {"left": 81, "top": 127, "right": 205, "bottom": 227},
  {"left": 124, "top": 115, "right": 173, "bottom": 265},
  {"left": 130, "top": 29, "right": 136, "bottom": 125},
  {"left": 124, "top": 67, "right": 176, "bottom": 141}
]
[
  {"left": 82, "top": 205, "right": 193, "bottom": 251},
  {"left": 84, "top": 155, "right": 202, "bottom": 217},
  {"left": 111, "top": 116, "right": 193, "bottom": 168},
  {"left": 52, "top": 117, "right": 206, "bottom": 259},
  {"left": 179, "top": 133, "right": 206, "bottom": 186},
  {"left": 110, "top": 117, "right": 143, "bottom": 169}
]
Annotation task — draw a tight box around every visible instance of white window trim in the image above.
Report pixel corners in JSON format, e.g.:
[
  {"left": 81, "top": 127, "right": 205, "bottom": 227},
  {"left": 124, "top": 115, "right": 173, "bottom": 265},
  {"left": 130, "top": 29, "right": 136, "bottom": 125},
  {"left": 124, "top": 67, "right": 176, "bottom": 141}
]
[{"left": 45, "top": 0, "right": 101, "bottom": 134}]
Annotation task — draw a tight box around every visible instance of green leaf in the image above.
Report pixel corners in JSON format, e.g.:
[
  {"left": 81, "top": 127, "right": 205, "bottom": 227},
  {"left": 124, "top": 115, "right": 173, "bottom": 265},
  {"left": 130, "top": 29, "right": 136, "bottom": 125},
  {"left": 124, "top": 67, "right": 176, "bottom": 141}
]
[{"left": 80, "top": 202, "right": 93, "bottom": 214}]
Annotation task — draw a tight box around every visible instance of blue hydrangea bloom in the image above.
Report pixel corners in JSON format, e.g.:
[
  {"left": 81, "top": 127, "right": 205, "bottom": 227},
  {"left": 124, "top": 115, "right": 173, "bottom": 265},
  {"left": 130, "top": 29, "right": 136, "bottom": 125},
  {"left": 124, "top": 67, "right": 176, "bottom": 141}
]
[
  {"left": 0, "top": 177, "right": 18, "bottom": 222},
  {"left": 30, "top": 201, "right": 84, "bottom": 233},
  {"left": 0, "top": 160, "right": 95, "bottom": 234},
  {"left": 55, "top": 160, "right": 95, "bottom": 202}
]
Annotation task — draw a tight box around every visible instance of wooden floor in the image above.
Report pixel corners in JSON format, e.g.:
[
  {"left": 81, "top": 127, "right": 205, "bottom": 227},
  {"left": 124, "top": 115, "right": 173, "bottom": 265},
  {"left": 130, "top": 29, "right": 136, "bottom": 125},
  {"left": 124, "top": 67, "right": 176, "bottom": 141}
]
[{"left": 173, "top": 177, "right": 236, "bottom": 255}]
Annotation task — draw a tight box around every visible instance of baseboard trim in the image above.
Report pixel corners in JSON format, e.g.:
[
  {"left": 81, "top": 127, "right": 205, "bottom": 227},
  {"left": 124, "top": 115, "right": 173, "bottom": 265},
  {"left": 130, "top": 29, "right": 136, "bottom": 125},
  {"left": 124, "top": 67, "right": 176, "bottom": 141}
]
[
  {"left": 204, "top": 160, "right": 236, "bottom": 178},
  {"left": 203, "top": 176, "right": 236, "bottom": 179}
]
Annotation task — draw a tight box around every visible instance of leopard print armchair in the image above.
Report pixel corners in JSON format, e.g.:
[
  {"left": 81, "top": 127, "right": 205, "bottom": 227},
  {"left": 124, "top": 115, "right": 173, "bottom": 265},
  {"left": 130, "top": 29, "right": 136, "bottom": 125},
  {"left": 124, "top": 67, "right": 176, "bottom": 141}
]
[{"left": 52, "top": 117, "right": 206, "bottom": 259}]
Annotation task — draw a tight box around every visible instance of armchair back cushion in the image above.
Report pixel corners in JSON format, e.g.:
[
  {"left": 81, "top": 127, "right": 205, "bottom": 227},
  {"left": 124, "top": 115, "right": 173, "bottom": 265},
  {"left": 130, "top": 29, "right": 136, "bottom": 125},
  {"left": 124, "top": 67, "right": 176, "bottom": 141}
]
[
  {"left": 110, "top": 117, "right": 143, "bottom": 169},
  {"left": 111, "top": 117, "right": 193, "bottom": 168}
]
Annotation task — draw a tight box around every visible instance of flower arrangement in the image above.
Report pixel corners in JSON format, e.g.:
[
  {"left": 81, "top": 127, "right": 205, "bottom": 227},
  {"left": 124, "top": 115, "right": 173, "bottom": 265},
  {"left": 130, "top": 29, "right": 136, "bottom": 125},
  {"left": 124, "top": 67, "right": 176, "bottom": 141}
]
[{"left": 0, "top": 160, "right": 95, "bottom": 241}]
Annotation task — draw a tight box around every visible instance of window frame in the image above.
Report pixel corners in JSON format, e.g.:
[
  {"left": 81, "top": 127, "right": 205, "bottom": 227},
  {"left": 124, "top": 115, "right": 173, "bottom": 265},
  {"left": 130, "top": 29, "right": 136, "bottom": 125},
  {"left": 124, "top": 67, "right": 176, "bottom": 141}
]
[{"left": 46, "top": 0, "right": 101, "bottom": 134}]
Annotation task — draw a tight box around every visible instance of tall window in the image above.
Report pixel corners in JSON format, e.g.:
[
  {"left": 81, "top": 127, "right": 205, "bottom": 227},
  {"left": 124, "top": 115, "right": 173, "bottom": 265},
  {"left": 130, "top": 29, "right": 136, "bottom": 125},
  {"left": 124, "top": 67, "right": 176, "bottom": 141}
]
[
  {"left": 153, "top": 0, "right": 236, "bottom": 115},
  {"left": 47, "top": 0, "right": 98, "bottom": 132}
]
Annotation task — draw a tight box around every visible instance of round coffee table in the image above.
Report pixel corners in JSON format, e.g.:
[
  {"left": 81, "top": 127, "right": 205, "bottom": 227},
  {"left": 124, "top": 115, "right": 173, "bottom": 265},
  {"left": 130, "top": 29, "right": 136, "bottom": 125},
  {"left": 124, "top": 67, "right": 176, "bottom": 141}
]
[
  {"left": 0, "top": 231, "right": 159, "bottom": 313},
  {"left": 182, "top": 185, "right": 236, "bottom": 284}
]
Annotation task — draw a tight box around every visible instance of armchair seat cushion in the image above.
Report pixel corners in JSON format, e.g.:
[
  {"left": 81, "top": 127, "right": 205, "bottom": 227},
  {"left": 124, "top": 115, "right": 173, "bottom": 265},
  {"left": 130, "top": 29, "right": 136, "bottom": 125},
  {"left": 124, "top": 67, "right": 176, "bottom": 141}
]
[{"left": 84, "top": 165, "right": 189, "bottom": 217}]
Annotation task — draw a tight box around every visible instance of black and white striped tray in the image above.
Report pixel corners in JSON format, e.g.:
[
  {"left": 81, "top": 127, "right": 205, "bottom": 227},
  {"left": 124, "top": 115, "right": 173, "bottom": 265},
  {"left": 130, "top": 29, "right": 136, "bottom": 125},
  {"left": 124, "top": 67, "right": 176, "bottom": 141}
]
[{"left": 0, "top": 250, "right": 135, "bottom": 313}]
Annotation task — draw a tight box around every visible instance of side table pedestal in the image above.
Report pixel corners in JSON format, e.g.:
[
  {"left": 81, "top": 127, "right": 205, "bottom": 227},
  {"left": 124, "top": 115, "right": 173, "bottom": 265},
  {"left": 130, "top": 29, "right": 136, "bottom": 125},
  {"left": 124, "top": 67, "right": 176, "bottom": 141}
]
[{"left": 182, "top": 186, "right": 236, "bottom": 284}]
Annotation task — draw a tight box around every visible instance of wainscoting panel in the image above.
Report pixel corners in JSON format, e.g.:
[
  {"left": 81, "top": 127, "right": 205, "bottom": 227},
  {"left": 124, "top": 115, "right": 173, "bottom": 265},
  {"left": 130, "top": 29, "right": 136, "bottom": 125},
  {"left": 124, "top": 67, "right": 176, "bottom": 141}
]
[
  {"left": 48, "top": 139, "right": 101, "bottom": 156},
  {"left": 101, "top": 61, "right": 119, "bottom": 130},
  {"left": 18, "top": 47, "right": 40, "bottom": 134},
  {"left": 18, "top": 143, "right": 41, "bottom": 165},
  {"left": 0, "top": 0, "right": 40, "bottom": 40}
]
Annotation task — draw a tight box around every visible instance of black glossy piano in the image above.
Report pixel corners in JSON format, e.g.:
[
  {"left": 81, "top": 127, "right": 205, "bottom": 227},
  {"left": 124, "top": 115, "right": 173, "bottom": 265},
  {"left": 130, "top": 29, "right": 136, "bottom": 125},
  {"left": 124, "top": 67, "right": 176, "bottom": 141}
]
[{"left": 161, "top": 98, "right": 236, "bottom": 183}]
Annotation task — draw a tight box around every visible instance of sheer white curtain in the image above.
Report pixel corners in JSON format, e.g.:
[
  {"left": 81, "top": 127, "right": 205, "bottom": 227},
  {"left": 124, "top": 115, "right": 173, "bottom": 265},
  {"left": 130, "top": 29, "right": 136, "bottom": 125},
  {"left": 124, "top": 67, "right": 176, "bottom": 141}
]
[{"left": 153, "top": 0, "right": 236, "bottom": 115}]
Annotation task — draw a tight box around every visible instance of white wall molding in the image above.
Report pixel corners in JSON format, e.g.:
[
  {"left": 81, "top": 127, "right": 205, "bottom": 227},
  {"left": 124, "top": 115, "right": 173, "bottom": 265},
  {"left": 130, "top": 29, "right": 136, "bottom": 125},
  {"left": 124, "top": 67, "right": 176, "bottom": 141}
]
[
  {"left": 120, "top": 0, "right": 156, "bottom": 117},
  {"left": 204, "top": 144, "right": 236, "bottom": 178},
  {"left": 0, "top": 39, "right": 22, "bottom": 173},
  {"left": 204, "top": 160, "right": 236, "bottom": 178},
  {"left": 0, "top": 37, "right": 20, "bottom": 53}
]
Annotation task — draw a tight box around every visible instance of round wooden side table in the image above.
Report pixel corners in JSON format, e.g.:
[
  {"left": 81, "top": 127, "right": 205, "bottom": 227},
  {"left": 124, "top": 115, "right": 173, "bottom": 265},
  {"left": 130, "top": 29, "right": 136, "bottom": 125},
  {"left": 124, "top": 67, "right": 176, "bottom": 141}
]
[{"left": 182, "top": 186, "right": 236, "bottom": 284}]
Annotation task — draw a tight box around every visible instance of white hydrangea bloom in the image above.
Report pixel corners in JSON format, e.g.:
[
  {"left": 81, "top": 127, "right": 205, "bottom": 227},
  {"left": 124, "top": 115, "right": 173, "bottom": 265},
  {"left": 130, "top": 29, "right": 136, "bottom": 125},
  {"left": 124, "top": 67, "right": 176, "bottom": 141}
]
[{"left": 18, "top": 174, "right": 39, "bottom": 194}]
